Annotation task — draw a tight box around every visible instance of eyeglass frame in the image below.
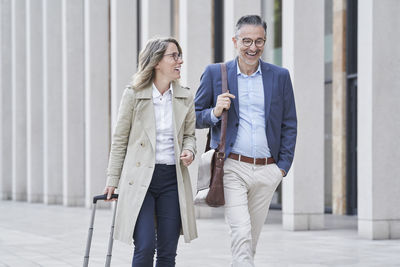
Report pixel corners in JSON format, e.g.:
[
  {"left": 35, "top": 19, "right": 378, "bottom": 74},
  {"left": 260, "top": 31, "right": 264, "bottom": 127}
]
[
  {"left": 236, "top": 37, "right": 266, "bottom": 48},
  {"left": 163, "top": 52, "right": 183, "bottom": 61}
]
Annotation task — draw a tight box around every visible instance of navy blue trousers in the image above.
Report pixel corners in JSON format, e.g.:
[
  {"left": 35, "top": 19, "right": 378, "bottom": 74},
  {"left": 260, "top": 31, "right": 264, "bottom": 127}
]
[{"left": 132, "top": 164, "right": 181, "bottom": 267}]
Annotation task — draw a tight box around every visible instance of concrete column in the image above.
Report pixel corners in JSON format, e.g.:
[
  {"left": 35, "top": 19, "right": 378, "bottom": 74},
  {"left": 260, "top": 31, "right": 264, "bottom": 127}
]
[
  {"left": 331, "top": 0, "right": 347, "bottom": 215},
  {"left": 223, "top": 0, "right": 262, "bottom": 61},
  {"left": 84, "top": 0, "right": 110, "bottom": 207},
  {"left": 61, "top": 0, "right": 85, "bottom": 206},
  {"left": 140, "top": 0, "right": 171, "bottom": 50},
  {"left": 0, "top": 0, "right": 12, "bottom": 200},
  {"left": 110, "top": 0, "right": 137, "bottom": 130},
  {"left": 11, "top": 0, "right": 27, "bottom": 201},
  {"left": 282, "top": 0, "right": 325, "bottom": 230},
  {"left": 26, "top": 0, "right": 44, "bottom": 203},
  {"left": 358, "top": 0, "right": 400, "bottom": 240},
  {"left": 262, "top": 0, "right": 275, "bottom": 63},
  {"left": 179, "top": 0, "right": 212, "bottom": 88},
  {"left": 179, "top": 0, "right": 213, "bottom": 218},
  {"left": 0, "top": 0, "right": 2, "bottom": 199},
  {"left": 43, "top": 0, "right": 63, "bottom": 204}
]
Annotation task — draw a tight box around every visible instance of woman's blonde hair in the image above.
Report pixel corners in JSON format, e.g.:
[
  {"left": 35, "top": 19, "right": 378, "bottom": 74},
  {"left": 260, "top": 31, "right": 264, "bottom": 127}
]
[{"left": 131, "top": 37, "right": 182, "bottom": 91}]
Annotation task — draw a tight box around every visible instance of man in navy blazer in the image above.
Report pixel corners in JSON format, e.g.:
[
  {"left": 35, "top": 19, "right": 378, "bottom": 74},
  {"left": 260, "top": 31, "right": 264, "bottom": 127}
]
[{"left": 195, "top": 15, "right": 297, "bottom": 266}]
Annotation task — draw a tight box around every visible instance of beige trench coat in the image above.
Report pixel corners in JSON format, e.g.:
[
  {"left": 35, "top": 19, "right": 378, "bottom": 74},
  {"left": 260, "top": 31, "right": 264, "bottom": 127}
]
[{"left": 106, "top": 82, "right": 197, "bottom": 245}]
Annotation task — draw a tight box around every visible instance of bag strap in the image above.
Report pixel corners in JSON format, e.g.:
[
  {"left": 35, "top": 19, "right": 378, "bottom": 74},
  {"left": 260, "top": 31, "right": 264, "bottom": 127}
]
[
  {"left": 218, "top": 63, "right": 228, "bottom": 154},
  {"left": 205, "top": 63, "right": 229, "bottom": 153}
]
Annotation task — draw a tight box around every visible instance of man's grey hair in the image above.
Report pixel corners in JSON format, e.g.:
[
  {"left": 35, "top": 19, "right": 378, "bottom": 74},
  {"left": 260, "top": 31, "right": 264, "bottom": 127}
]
[{"left": 235, "top": 15, "right": 267, "bottom": 37}]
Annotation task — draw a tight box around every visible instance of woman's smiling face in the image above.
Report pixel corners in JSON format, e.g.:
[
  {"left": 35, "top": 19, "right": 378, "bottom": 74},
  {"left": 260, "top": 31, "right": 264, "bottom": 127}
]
[{"left": 155, "top": 42, "right": 184, "bottom": 82}]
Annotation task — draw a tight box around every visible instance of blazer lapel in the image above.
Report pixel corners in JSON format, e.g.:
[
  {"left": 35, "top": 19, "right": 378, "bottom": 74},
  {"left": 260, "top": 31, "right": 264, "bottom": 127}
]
[
  {"left": 172, "top": 82, "right": 189, "bottom": 135},
  {"left": 226, "top": 60, "right": 239, "bottom": 119},
  {"left": 135, "top": 85, "right": 156, "bottom": 151},
  {"left": 261, "top": 61, "right": 274, "bottom": 122}
]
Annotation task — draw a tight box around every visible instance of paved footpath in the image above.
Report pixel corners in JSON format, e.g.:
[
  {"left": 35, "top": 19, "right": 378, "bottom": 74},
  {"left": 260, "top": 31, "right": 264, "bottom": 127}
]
[{"left": 0, "top": 200, "right": 399, "bottom": 267}]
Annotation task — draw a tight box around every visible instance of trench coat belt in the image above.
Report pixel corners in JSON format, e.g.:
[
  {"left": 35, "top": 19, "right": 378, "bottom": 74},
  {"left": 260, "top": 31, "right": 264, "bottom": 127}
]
[{"left": 228, "top": 152, "right": 276, "bottom": 165}]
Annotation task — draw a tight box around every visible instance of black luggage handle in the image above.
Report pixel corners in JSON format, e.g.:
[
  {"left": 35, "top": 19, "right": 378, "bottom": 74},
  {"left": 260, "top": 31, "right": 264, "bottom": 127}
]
[{"left": 93, "top": 194, "right": 119, "bottom": 204}]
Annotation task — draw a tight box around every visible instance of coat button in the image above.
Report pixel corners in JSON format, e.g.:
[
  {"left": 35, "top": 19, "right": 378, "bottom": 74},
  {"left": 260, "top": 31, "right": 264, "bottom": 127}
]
[
  {"left": 235, "top": 123, "right": 239, "bottom": 127},
  {"left": 129, "top": 181, "right": 133, "bottom": 185},
  {"left": 136, "top": 162, "right": 141, "bottom": 167},
  {"left": 230, "top": 143, "right": 233, "bottom": 147},
  {"left": 140, "top": 142, "right": 145, "bottom": 147}
]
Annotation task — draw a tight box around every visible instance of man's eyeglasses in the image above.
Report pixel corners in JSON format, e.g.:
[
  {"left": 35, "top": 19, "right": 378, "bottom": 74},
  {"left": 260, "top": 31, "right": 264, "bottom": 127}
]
[
  {"left": 163, "top": 52, "right": 183, "bottom": 61},
  {"left": 238, "top": 37, "right": 266, "bottom": 48}
]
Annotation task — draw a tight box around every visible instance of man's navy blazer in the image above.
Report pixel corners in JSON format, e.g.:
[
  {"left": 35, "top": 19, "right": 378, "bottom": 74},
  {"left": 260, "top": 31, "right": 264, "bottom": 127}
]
[{"left": 194, "top": 58, "right": 297, "bottom": 174}]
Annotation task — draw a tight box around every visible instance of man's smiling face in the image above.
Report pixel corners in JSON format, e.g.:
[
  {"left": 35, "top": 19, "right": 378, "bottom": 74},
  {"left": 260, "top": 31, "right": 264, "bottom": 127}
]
[{"left": 233, "top": 24, "right": 266, "bottom": 68}]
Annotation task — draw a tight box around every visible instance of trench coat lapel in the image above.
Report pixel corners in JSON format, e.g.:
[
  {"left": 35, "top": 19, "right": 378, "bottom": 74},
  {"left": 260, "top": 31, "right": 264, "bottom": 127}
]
[
  {"left": 135, "top": 85, "right": 156, "bottom": 151},
  {"left": 172, "top": 82, "right": 189, "bottom": 135}
]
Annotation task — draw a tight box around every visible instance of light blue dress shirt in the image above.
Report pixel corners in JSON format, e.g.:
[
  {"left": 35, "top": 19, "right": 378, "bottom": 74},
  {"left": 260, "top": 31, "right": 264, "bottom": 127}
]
[{"left": 211, "top": 61, "right": 271, "bottom": 158}]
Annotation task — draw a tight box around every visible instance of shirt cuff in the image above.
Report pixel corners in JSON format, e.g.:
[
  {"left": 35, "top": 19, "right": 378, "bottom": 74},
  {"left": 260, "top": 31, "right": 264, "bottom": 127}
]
[{"left": 210, "top": 109, "right": 221, "bottom": 124}]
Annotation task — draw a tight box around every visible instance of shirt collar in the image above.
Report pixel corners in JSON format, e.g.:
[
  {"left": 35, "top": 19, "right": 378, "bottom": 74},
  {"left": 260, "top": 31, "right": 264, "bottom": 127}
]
[
  {"left": 236, "top": 60, "right": 262, "bottom": 77},
  {"left": 152, "top": 83, "right": 173, "bottom": 98}
]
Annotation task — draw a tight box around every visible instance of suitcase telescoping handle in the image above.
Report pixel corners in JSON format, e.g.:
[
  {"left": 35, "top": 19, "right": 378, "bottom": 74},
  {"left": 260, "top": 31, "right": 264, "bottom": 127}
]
[
  {"left": 93, "top": 193, "right": 119, "bottom": 203},
  {"left": 83, "top": 194, "right": 119, "bottom": 267}
]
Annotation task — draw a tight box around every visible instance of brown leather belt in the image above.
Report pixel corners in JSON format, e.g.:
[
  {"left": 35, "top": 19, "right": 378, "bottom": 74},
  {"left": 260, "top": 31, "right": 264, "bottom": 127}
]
[{"left": 228, "top": 153, "right": 275, "bottom": 165}]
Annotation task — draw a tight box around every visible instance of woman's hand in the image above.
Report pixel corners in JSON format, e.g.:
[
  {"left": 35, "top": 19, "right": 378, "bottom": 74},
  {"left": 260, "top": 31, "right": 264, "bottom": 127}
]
[
  {"left": 180, "top": 149, "right": 194, "bottom": 167},
  {"left": 103, "top": 186, "right": 117, "bottom": 201}
]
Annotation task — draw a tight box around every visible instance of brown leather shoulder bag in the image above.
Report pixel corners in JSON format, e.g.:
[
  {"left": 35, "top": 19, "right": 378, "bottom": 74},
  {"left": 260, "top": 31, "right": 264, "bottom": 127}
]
[{"left": 204, "top": 63, "right": 228, "bottom": 207}]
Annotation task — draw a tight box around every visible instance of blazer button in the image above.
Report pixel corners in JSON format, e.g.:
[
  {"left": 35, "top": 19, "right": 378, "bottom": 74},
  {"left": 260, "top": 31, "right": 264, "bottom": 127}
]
[{"left": 136, "top": 162, "right": 141, "bottom": 167}]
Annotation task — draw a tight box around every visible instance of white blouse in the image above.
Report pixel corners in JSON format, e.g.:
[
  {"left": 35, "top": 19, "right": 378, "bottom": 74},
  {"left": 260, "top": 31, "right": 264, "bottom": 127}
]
[{"left": 152, "top": 83, "right": 176, "bottom": 165}]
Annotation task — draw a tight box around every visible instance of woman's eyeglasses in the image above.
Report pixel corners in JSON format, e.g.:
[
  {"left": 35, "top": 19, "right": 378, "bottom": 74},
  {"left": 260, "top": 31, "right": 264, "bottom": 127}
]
[{"left": 163, "top": 52, "right": 183, "bottom": 61}]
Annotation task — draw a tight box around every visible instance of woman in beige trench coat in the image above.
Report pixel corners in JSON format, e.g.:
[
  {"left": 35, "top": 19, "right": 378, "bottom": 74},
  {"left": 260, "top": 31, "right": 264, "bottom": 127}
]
[{"left": 103, "top": 37, "right": 197, "bottom": 266}]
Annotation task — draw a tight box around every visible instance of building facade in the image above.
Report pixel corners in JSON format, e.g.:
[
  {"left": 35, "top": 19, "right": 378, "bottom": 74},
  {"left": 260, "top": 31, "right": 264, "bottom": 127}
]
[{"left": 1, "top": 0, "right": 399, "bottom": 239}]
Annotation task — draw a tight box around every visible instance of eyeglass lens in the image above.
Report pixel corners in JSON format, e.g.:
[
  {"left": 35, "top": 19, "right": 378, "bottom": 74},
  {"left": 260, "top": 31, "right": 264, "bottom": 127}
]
[
  {"left": 242, "top": 38, "right": 265, "bottom": 47},
  {"left": 165, "top": 52, "right": 182, "bottom": 61}
]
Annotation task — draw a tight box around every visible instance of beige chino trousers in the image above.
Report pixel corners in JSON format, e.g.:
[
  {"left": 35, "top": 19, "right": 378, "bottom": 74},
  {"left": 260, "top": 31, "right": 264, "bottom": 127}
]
[{"left": 223, "top": 158, "right": 283, "bottom": 267}]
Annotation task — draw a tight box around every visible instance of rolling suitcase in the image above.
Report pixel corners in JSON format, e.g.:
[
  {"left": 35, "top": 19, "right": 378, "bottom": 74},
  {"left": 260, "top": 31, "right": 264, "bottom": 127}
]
[{"left": 83, "top": 193, "right": 119, "bottom": 267}]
